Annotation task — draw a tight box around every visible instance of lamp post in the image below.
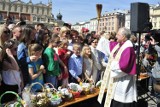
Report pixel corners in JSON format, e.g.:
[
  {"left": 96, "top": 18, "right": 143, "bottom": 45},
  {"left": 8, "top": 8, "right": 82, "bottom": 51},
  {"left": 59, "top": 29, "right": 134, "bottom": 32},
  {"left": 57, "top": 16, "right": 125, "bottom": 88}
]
[{"left": 96, "top": 4, "right": 102, "bottom": 34}]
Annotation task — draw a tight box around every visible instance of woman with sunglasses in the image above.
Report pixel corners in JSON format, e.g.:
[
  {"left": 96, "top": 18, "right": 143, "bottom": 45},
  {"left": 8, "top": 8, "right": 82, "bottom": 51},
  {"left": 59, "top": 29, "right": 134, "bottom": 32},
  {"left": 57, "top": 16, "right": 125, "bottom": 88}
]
[
  {"left": 0, "top": 25, "right": 11, "bottom": 96},
  {"left": 0, "top": 24, "right": 11, "bottom": 48},
  {"left": 1, "top": 40, "right": 23, "bottom": 103}
]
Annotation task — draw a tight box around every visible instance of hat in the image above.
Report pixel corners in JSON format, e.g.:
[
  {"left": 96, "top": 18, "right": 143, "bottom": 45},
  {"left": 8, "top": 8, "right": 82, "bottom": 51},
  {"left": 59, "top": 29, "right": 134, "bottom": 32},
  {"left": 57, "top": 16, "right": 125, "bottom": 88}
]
[{"left": 82, "top": 28, "right": 89, "bottom": 32}]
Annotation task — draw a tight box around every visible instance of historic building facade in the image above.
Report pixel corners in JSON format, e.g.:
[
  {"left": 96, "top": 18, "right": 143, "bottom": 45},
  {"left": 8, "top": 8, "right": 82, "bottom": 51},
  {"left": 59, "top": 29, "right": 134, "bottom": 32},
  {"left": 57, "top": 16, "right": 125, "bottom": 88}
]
[
  {"left": 99, "top": 10, "right": 125, "bottom": 33},
  {"left": 72, "top": 4, "right": 160, "bottom": 33},
  {"left": 0, "top": 0, "right": 54, "bottom": 25},
  {"left": 72, "top": 10, "right": 125, "bottom": 34},
  {"left": 150, "top": 4, "right": 160, "bottom": 30}
]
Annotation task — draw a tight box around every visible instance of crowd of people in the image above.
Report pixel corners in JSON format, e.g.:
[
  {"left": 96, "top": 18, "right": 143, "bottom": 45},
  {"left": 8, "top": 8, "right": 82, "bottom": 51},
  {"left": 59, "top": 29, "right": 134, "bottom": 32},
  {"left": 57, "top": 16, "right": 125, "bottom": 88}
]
[
  {"left": 0, "top": 22, "right": 109, "bottom": 103},
  {"left": 0, "top": 21, "right": 160, "bottom": 107}
]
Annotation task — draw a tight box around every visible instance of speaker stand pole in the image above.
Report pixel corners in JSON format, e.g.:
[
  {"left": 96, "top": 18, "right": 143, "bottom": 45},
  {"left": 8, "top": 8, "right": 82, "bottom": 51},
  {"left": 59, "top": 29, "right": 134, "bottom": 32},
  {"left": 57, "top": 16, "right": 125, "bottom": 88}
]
[{"left": 137, "top": 32, "right": 141, "bottom": 79}]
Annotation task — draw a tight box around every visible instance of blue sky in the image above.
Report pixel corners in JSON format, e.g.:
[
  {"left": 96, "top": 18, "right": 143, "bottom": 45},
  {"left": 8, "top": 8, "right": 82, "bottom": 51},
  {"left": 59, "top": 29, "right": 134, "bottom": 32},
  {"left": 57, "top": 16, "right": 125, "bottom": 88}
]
[{"left": 22, "top": 0, "right": 160, "bottom": 24}]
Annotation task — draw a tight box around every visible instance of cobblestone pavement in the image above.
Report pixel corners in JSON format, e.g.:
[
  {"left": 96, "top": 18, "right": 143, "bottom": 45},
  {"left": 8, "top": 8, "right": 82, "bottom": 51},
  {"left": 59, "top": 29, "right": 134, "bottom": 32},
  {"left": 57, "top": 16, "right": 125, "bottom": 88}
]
[{"left": 138, "top": 91, "right": 157, "bottom": 107}]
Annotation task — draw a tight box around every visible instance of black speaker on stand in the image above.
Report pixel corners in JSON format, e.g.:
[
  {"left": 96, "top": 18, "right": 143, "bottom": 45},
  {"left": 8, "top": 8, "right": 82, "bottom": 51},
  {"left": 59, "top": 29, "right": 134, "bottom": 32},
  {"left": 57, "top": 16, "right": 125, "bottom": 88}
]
[
  {"left": 130, "top": 2, "right": 156, "bottom": 105},
  {"left": 130, "top": 2, "right": 150, "bottom": 33}
]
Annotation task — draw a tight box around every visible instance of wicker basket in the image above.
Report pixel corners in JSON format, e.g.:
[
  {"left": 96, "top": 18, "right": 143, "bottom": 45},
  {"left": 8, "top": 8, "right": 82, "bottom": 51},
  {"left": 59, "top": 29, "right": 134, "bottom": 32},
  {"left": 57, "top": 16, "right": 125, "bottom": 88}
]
[
  {"left": 58, "top": 88, "right": 73, "bottom": 102},
  {"left": 68, "top": 83, "right": 82, "bottom": 98},
  {"left": 0, "top": 91, "right": 24, "bottom": 107},
  {"left": 80, "top": 80, "right": 95, "bottom": 95},
  {"left": 29, "top": 82, "right": 50, "bottom": 107},
  {"left": 44, "top": 83, "right": 57, "bottom": 93},
  {"left": 44, "top": 83, "right": 62, "bottom": 106}
]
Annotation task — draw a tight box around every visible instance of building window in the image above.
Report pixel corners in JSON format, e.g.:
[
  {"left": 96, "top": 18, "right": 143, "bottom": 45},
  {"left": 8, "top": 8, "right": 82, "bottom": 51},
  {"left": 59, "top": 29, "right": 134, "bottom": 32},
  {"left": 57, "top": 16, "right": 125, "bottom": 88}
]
[
  {"left": 26, "top": 6, "right": 28, "bottom": 13},
  {"left": 154, "top": 18, "right": 157, "bottom": 21},
  {"left": 37, "top": 18, "right": 40, "bottom": 22},
  {"left": 112, "top": 17, "right": 114, "bottom": 20},
  {"left": 11, "top": 15, "right": 15, "bottom": 21},
  {"left": 37, "top": 7, "right": 39, "bottom": 14},
  {"left": 0, "top": 14, "right": 2, "bottom": 20},
  {"left": 3, "top": 3, "right": 5, "bottom": 10},
  {"left": 42, "top": 8, "right": 44, "bottom": 14},
  {"left": 41, "top": 18, "right": 45, "bottom": 21},
  {"left": 32, "top": 7, "right": 34, "bottom": 13},
  {"left": 15, "top": 5, "right": 17, "bottom": 12},
  {"left": 154, "top": 22, "right": 156, "bottom": 27},
  {"left": 112, "top": 27, "right": 114, "bottom": 30},
  {"left": 33, "top": 16, "right": 36, "bottom": 21},
  {"left": 127, "top": 22, "right": 129, "bottom": 27},
  {"left": 23, "top": 16, "right": 26, "bottom": 20}
]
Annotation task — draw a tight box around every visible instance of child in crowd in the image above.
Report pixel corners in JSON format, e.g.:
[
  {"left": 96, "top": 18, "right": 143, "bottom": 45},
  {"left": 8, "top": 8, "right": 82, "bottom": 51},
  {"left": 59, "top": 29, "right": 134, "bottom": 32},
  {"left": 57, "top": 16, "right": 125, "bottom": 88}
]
[
  {"left": 58, "top": 40, "right": 72, "bottom": 87},
  {"left": 28, "top": 43, "right": 45, "bottom": 91},
  {"left": 81, "top": 45, "right": 94, "bottom": 83},
  {"left": 68, "top": 43, "right": 83, "bottom": 83},
  {"left": 43, "top": 35, "right": 67, "bottom": 88}
]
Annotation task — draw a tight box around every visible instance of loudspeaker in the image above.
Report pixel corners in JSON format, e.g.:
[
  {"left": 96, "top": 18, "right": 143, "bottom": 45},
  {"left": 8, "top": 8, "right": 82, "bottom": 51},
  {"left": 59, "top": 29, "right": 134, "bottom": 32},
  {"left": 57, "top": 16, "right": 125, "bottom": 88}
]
[{"left": 130, "top": 2, "right": 150, "bottom": 32}]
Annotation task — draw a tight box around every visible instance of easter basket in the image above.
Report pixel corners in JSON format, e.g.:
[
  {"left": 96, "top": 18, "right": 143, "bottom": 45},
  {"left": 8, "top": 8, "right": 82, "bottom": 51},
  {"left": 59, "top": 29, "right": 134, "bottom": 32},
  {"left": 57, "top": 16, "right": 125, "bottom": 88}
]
[
  {"left": 68, "top": 83, "right": 82, "bottom": 98},
  {"left": 29, "top": 82, "right": 50, "bottom": 107},
  {"left": 0, "top": 91, "right": 24, "bottom": 107},
  {"left": 57, "top": 87, "right": 73, "bottom": 102},
  {"left": 44, "top": 83, "right": 57, "bottom": 93},
  {"left": 44, "top": 83, "right": 62, "bottom": 106},
  {"left": 80, "top": 80, "right": 95, "bottom": 95}
]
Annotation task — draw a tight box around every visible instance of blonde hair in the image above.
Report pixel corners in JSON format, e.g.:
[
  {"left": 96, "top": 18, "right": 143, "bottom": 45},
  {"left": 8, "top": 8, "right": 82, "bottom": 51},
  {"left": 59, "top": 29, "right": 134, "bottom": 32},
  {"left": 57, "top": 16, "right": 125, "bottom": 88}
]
[
  {"left": 28, "top": 43, "right": 43, "bottom": 56},
  {"left": 0, "top": 25, "right": 6, "bottom": 47},
  {"left": 81, "top": 45, "right": 92, "bottom": 59},
  {"left": 59, "top": 39, "right": 68, "bottom": 48},
  {"left": 73, "top": 43, "right": 81, "bottom": 50},
  {"left": 59, "top": 26, "right": 70, "bottom": 39}
]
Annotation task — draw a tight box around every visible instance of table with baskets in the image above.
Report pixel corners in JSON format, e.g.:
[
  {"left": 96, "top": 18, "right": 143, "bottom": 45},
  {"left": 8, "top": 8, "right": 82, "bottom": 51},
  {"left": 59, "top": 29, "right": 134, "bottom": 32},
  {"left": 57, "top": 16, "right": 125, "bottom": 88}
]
[
  {"left": 1, "top": 74, "right": 148, "bottom": 107},
  {"left": 59, "top": 88, "right": 101, "bottom": 107},
  {"left": 0, "top": 81, "right": 103, "bottom": 107}
]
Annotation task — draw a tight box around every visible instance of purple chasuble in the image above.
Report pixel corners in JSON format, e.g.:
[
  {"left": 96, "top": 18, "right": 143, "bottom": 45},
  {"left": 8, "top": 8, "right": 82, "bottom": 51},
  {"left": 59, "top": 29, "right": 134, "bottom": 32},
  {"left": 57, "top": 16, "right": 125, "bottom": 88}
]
[{"left": 109, "top": 41, "right": 137, "bottom": 75}]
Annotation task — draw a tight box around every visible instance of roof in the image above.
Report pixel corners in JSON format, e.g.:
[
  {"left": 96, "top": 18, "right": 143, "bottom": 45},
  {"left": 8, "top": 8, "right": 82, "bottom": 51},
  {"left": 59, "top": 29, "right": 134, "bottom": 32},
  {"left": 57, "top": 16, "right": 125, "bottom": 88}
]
[
  {"left": 35, "top": 1, "right": 47, "bottom": 6},
  {"left": 12, "top": 0, "right": 25, "bottom": 4}
]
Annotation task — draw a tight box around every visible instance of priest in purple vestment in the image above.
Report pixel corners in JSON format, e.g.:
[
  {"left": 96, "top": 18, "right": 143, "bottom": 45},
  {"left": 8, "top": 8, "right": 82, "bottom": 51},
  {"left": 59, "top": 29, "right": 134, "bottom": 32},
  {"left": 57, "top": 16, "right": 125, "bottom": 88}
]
[{"left": 98, "top": 27, "right": 137, "bottom": 107}]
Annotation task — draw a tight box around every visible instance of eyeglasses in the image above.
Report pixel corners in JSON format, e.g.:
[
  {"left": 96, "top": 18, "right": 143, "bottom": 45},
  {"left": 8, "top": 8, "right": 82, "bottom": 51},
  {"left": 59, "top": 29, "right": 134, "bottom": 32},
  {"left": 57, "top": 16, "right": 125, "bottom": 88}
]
[
  {"left": 3, "top": 30, "right": 10, "bottom": 34},
  {"left": 92, "top": 41, "right": 98, "bottom": 43},
  {"left": 44, "top": 33, "right": 49, "bottom": 35},
  {"left": 55, "top": 41, "right": 60, "bottom": 44},
  {"left": 56, "top": 28, "right": 60, "bottom": 31}
]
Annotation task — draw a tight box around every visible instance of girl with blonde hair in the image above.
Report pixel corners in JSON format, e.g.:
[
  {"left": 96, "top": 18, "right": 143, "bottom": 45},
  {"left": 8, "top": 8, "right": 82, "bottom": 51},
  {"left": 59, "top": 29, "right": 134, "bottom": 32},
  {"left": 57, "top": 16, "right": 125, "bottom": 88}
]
[
  {"left": 58, "top": 39, "right": 71, "bottom": 87},
  {"left": 59, "top": 26, "right": 70, "bottom": 41},
  {"left": 28, "top": 43, "right": 45, "bottom": 91},
  {"left": 81, "top": 45, "right": 94, "bottom": 82}
]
